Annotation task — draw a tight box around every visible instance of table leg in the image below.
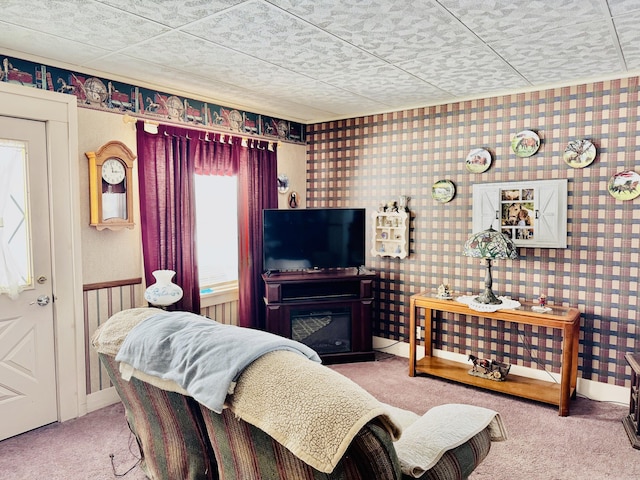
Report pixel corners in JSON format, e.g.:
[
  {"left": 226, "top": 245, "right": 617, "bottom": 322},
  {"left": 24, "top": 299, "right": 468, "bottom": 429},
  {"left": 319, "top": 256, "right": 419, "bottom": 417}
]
[
  {"left": 570, "top": 320, "right": 580, "bottom": 398},
  {"left": 559, "top": 323, "right": 575, "bottom": 416},
  {"left": 424, "top": 308, "right": 433, "bottom": 358},
  {"left": 409, "top": 297, "right": 416, "bottom": 376}
]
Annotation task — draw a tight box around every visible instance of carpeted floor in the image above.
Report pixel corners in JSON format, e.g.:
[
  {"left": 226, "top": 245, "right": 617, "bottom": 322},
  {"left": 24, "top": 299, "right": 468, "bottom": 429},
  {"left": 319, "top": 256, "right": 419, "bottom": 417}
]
[{"left": 1, "top": 352, "right": 638, "bottom": 479}]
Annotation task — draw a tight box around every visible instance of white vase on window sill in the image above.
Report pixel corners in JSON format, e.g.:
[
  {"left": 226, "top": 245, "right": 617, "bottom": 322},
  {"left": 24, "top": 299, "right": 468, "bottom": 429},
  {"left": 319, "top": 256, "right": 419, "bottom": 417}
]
[{"left": 144, "top": 270, "right": 183, "bottom": 307}]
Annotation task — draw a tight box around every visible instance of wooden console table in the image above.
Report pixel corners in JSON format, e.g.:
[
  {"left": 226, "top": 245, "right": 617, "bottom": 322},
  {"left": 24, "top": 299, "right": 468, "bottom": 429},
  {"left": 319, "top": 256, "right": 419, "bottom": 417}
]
[{"left": 409, "top": 294, "right": 580, "bottom": 416}]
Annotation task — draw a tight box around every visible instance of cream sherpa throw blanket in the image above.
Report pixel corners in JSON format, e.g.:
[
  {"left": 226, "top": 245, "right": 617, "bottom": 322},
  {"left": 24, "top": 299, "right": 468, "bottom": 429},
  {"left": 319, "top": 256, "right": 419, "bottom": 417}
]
[
  {"left": 91, "top": 307, "right": 165, "bottom": 356},
  {"left": 228, "top": 350, "right": 401, "bottom": 473},
  {"left": 393, "top": 403, "right": 507, "bottom": 478}
]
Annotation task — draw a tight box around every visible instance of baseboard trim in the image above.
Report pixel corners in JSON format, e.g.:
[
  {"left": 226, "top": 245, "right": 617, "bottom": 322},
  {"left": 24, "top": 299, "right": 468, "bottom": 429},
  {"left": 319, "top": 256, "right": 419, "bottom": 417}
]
[
  {"left": 86, "top": 387, "right": 120, "bottom": 413},
  {"left": 373, "top": 336, "right": 628, "bottom": 405}
]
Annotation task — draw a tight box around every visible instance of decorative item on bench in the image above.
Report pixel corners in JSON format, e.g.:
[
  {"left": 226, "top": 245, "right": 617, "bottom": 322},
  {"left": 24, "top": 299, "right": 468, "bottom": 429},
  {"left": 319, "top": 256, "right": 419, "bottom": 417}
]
[
  {"left": 436, "top": 283, "right": 452, "bottom": 299},
  {"left": 468, "top": 354, "right": 511, "bottom": 381},
  {"left": 532, "top": 293, "right": 552, "bottom": 313},
  {"left": 144, "top": 269, "right": 183, "bottom": 308}
]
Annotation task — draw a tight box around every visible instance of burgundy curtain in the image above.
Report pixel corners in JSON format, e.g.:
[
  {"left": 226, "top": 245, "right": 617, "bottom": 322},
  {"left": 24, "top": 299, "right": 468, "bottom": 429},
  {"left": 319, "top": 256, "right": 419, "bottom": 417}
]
[
  {"left": 137, "top": 122, "right": 199, "bottom": 312},
  {"left": 238, "top": 141, "right": 278, "bottom": 329},
  {"left": 137, "top": 120, "right": 277, "bottom": 326},
  {"left": 193, "top": 132, "right": 238, "bottom": 176}
]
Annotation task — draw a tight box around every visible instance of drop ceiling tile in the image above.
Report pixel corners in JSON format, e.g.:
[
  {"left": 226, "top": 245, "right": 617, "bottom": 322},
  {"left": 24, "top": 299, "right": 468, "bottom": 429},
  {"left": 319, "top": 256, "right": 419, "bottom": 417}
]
[
  {"left": 182, "top": 0, "right": 386, "bottom": 80},
  {"left": 491, "top": 21, "right": 623, "bottom": 85},
  {"left": 613, "top": 12, "right": 640, "bottom": 70},
  {"left": 608, "top": 0, "right": 640, "bottom": 16},
  {"left": 84, "top": 53, "right": 188, "bottom": 86},
  {"left": 234, "top": 75, "right": 389, "bottom": 116},
  {"left": 322, "top": 64, "right": 449, "bottom": 106},
  {"left": 0, "top": 22, "right": 110, "bottom": 66},
  {"left": 439, "top": 0, "right": 605, "bottom": 43},
  {"left": 1, "top": 0, "right": 168, "bottom": 51},
  {"left": 399, "top": 47, "right": 529, "bottom": 97},
  {"left": 269, "top": 0, "right": 483, "bottom": 63},
  {"left": 95, "top": 0, "right": 246, "bottom": 28},
  {"left": 118, "top": 33, "right": 264, "bottom": 86}
]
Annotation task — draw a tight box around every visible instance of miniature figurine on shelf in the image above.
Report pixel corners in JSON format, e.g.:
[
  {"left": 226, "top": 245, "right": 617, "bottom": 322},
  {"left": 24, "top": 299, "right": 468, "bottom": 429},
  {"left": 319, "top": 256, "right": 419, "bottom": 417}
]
[
  {"left": 468, "top": 354, "right": 511, "bottom": 381},
  {"left": 437, "top": 284, "right": 452, "bottom": 299},
  {"left": 538, "top": 294, "right": 547, "bottom": 307},
  {"left": 531, "top": 293, "right": 551, "bottom": 312},
  {"left": 398, "top": 195, "right": 410, "bottom": 211}
]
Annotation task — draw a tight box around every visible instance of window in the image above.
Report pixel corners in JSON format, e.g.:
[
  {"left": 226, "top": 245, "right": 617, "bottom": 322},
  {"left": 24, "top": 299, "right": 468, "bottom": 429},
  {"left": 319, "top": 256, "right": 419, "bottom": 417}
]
[
  {"left": 194, "top": 175, "right": 238, "bottom": 295},
  {"left": 0, "top": 139, "right": 31, "bottom": 296}
]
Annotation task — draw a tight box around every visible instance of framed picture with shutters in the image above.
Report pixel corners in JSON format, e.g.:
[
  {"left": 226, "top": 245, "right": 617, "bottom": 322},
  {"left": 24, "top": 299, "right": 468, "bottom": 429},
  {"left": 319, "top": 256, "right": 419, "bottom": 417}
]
[{"left": 472, "top": 179, "right": 567, "bottom": 248}]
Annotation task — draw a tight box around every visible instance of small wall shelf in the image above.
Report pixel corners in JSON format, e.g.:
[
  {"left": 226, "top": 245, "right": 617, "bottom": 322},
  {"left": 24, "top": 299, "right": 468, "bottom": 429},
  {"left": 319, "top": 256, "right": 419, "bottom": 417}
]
[{"left": 371, "top": 210, "right": 409, "bottom": 259}]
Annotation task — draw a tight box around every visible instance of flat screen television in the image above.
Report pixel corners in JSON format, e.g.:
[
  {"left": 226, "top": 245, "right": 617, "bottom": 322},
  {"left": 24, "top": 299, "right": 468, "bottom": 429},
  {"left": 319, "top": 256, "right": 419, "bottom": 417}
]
[{"left": 262, "top": 208, "right": 366, "bottom": 272}]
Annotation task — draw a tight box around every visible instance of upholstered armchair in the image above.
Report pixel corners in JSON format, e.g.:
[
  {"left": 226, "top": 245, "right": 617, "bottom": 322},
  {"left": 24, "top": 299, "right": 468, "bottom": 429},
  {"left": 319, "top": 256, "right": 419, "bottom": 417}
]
[{"left": 93, "top": 308, "right": 505, "bottom": 480}]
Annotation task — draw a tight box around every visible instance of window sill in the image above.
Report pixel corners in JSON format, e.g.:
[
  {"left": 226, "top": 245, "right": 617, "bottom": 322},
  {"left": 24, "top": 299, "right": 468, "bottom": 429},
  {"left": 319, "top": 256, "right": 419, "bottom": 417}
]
[{"left": 200, "top": 283, "right": 239, "bottom": 307}]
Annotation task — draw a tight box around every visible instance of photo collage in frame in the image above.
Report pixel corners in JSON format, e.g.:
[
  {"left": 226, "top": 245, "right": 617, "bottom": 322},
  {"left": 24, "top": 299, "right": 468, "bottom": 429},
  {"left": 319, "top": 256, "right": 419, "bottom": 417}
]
[{"left": 500, "top": 187, "right": 534, "bottom": 241}]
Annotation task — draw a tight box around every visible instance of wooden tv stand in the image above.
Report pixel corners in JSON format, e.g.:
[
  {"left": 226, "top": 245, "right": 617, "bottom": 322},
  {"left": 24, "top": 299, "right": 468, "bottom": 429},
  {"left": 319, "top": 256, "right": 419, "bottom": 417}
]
[
  {"left": 262, "top": 269, "right": 376, "bottom": 364},
  {"left": 409, "top": 294, "right": 580, "bottom": 416}
]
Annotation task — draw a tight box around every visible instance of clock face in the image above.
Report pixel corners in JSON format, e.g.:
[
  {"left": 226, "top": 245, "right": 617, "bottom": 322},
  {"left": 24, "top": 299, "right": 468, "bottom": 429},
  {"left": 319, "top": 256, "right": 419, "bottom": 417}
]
[{"left": 102, "top": 158, "right": 126, "bottom": 184}]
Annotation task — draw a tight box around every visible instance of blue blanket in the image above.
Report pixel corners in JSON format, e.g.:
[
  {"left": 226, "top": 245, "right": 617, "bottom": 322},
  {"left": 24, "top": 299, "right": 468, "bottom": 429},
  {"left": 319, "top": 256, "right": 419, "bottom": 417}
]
[{"left": 115, "top": 311, "right": 321, "bottom": 412}]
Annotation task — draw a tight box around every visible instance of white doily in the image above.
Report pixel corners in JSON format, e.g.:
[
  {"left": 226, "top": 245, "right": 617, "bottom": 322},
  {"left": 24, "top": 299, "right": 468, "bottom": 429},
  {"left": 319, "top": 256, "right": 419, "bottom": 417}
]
[
  {"left": 531, "top": 305, "right": 552, "bottom": 313},
  {"left": 456, "top": 295, "right": 521, "bottom": 312}
]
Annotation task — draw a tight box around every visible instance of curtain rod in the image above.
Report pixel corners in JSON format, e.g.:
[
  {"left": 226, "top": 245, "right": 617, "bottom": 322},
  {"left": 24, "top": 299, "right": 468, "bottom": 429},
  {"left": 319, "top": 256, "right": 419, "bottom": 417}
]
[{"left": 122, "top": 113, "right": 293, "bottom": 146}]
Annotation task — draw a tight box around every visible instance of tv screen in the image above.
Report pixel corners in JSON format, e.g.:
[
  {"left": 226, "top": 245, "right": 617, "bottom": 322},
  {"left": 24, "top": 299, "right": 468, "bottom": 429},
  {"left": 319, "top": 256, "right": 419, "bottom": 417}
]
[{"left": 262, "top": 208, "right": 366, "bottom": 272}]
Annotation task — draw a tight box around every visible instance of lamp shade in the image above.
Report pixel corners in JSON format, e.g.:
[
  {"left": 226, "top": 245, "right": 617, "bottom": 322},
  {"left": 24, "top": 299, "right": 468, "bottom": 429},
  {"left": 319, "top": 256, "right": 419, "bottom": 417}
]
[
  {"left": 463, "top": 227, "right": 518, "bottom": 260},
  {"left": 463, "top": 227, "right": 518, "bottom": 304}
]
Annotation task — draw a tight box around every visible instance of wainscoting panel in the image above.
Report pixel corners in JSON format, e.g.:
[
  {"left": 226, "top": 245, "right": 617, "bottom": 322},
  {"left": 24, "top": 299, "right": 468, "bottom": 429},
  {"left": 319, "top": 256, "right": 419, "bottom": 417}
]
[
  {"left": 83, "top": 278, "right": 143, "bottom": 395},
  {"left": 201, "top": 291, "right": 239, "bottom": 326}
]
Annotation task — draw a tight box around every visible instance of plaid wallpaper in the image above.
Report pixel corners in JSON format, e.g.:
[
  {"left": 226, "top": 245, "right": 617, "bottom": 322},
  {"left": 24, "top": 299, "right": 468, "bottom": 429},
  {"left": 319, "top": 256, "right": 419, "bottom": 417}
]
[{"left": 306, "top": 77, "right": 640, "bottom": 386}]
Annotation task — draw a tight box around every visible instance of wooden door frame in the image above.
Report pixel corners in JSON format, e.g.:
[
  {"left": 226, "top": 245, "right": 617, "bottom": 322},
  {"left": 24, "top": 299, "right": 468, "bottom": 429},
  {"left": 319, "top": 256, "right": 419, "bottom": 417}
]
[{"left": 0, "top": 82, "right": 84, "bottom": 422}]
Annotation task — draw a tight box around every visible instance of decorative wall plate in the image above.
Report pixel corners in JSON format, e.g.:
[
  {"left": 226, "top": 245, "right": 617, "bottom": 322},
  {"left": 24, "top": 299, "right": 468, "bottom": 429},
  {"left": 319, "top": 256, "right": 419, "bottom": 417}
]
[
  {"left": 465, "top": 148, "right": 492, "bottom": 173},
  {"left": 608, "top": 170, "right": 640, "bottom": 200},
  {"left": 563, "top": 139, "right": 596, "bottom": 168},
  {"left": 432, "top": 179, "right": 455, "bottom": 203},
  {"left": 511, "top": 130, "right": 540, "bottom": 157}
]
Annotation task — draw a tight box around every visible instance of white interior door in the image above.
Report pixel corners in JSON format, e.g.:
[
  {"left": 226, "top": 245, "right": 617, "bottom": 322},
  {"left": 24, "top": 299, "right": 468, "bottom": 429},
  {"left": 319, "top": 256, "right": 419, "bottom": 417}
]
[{"left": 0, "top": 116, "right": 57, "bottom": 441}]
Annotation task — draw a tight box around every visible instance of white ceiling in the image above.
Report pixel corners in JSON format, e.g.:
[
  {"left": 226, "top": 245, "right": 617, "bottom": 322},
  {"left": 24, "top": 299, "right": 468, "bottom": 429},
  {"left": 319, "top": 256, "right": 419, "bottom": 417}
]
[{"left": 2, "top": 0, "right": 640, "bottom": 124}]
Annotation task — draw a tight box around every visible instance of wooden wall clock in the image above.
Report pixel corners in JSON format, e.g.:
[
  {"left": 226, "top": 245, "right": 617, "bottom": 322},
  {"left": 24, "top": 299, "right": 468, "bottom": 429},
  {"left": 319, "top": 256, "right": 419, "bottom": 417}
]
[{"left": 85, "top": 140, "right": 136, "bottom": 230}]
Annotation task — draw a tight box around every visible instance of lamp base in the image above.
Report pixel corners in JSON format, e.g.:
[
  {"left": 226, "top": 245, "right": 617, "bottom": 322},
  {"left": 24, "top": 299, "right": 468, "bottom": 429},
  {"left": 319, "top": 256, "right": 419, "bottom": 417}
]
[{"left": 474, "top": 288, "right": 502, "bottom": 305}]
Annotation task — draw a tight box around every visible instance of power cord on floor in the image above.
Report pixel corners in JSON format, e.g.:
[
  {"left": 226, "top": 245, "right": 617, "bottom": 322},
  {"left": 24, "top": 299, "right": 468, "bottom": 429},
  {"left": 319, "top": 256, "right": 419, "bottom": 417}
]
[
  {"left": 109, "top": 419, "right": 142, "bottom": 477},
  {"left": 517, "top": 326, "right": 627, "bottom": 406},
  {"left": 109, "top": 453, "right": 139, "bottom": 477},
  {"left": 517, "top": 326, "right": 559, "bottom": 384}
]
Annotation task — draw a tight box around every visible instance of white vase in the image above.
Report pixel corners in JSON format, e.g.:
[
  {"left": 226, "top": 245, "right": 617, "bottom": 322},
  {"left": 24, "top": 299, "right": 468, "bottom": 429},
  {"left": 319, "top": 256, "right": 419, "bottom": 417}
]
[{"left": 144, "top": 270, "right": 183, "bottom": 307}]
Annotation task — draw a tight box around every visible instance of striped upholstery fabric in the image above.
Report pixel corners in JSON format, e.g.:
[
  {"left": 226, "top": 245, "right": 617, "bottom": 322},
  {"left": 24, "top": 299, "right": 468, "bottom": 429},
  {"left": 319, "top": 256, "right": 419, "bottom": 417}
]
[
  {"left": 100, "top": 354, "right": 217, "bottom": 480},
  {"left": 101, "top": 351, "right": 491, "bottom": 480},
  {"left": 408, "top": 428, "right": 492, "bottom": 480},
  {"left": 200, "top": 407, "right": 402, "bottom": 480}
]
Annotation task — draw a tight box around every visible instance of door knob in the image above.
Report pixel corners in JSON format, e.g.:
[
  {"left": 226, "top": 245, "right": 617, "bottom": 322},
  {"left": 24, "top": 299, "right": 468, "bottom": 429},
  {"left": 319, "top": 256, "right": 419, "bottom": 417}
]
[{"left": 30, "top": 295, "right": 50, "bottom": 306}]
